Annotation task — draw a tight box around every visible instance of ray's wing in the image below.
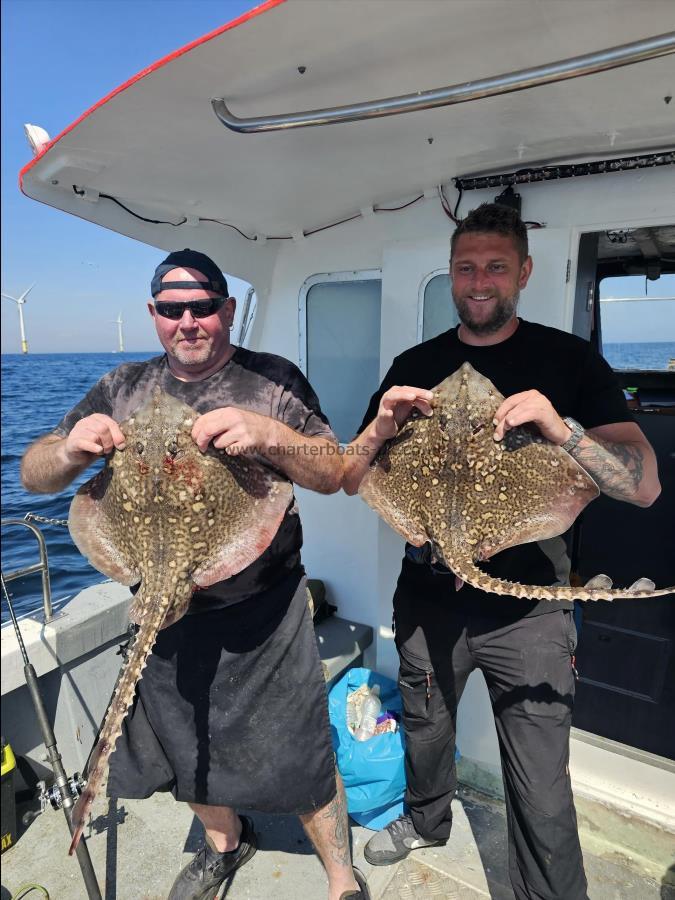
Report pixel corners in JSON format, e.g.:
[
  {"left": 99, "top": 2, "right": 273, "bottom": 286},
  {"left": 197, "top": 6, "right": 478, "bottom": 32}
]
[
  {"left": 69, "top": 466, "right": 141, "bottom": 586},
  {"left": 191, "top": 454, "right": 294, "bottom": 586},
  {"left": 358, "top": 413, "right": 444, "bottom": 547},
  {"left": 457, "top": 424, "right": 599, "bottom": 561}
]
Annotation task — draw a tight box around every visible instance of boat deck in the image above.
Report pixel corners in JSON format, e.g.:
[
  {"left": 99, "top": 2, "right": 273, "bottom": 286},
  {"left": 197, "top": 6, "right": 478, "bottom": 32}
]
[{"left": 2, "top": 784, "right": 672, "bottom": 900}]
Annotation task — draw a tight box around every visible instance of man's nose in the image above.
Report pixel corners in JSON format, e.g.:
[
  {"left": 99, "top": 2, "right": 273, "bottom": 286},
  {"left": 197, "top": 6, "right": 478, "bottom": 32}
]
[
  {"left": 471, "top": 268, "right": 493, "bottom": 290},
  {"left": 178, "top": 308, "right": 198, "bottom": 327}
]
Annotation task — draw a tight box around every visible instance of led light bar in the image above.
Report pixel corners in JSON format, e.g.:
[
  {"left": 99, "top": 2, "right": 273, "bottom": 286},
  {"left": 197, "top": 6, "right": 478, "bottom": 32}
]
[{"left": 454, "top": 151, "right": 674, "bottom": 191}]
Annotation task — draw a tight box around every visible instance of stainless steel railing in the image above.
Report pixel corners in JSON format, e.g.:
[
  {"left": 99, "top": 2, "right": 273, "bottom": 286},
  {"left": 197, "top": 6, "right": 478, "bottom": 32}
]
[
  {"left": 212, "top": 32, "right": 675, "bottom": 133},
  {"left": 1, "top": 518, "right": 54, "bottom": 622}
]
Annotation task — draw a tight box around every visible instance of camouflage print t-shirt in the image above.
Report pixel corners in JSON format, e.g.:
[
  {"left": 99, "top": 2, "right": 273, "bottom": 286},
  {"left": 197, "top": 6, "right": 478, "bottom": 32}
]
[{"left": 53, "top": 348, "right": 336, "bottom": 612}]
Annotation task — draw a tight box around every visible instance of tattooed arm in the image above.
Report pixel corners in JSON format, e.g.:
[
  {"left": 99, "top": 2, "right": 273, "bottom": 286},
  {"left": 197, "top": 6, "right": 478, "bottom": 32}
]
[{"left": 568, "top": 422, "right": 660, "bottom": 508}]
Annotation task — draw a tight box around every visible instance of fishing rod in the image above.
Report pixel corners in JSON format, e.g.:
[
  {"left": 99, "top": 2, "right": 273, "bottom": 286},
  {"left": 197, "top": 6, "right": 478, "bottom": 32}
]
[{"left": 1, "top": 571, "right": 103, "bottom": 900}]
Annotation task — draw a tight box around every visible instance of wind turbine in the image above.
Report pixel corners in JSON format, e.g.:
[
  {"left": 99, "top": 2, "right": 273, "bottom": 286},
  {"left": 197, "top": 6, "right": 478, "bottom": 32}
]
[
  {"left": 1, "top": 283, "right": 35, "bottom": 354},
  {"left": 110, "top": 312, "right": 124, "bottom": 352}
]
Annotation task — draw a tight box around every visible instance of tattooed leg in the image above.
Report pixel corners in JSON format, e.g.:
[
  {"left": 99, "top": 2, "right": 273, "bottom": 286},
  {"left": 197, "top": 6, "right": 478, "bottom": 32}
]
[{"left": 300, "top": 770, "right": 359, "bottom": 900}]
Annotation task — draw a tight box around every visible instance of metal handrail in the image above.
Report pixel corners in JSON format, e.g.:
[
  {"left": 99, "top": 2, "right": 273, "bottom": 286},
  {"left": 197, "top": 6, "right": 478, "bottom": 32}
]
[
  {"left": 600, "top": 296, "right": 675, "bottom": 303},
  {"left": 1, "top": 518, "right": 53, "bottom": 622},
  {"left": 212, "top": 32, "right": 675, "bottom": 133}
]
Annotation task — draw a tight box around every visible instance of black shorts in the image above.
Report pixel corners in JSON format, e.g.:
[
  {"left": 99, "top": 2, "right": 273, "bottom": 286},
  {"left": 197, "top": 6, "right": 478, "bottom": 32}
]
[{"left": 107, "top": 570, "right": 336, "bottom": 814}]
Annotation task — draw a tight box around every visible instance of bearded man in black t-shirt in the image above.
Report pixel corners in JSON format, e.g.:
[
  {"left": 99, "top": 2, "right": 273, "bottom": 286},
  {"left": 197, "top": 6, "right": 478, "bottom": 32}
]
[{"left": 343, "top": 205, "right": 661, "bottom": 900}]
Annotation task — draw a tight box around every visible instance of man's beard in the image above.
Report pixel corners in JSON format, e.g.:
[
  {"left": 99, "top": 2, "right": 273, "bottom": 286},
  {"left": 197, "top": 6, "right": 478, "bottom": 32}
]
[
  {"left": 171, "top": 335, "right": 213, "bottom": 366},
  {"left": 452, "top": 289, "right": 520, "bottom": 336}
]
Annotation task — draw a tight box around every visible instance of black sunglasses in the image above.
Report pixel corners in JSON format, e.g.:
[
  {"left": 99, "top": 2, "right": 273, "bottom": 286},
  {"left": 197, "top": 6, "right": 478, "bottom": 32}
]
[{"left": 154, "top": 297, "right": 227, "bottom": 320}]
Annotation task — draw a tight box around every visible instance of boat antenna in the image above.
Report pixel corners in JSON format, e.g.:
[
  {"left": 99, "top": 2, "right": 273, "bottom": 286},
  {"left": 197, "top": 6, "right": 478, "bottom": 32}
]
[{"left": 1, "top": 283, "right": 34, "bottom": 353}]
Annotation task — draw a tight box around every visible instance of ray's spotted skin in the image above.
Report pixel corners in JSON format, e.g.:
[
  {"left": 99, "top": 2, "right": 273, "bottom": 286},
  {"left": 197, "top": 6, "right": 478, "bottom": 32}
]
[
  {"left": 67, "top": 387, "right": 292, "bottom": 853},
  {"left": 360, "top": 363, "right": 673, "bottom": 602}
]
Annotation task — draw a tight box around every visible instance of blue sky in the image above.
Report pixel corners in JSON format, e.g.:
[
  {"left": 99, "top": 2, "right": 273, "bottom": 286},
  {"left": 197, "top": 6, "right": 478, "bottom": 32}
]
[
  {"left": 2, "top": 1, "right": 673, "bottom": 353},
  {"left": 1, "top": 0, "right": 257, "bottom": 354}
]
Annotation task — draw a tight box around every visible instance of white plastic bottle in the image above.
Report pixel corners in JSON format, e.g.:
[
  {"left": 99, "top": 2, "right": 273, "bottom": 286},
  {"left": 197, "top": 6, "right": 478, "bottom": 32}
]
[
  {"left": 355, "top": 684, "right": 381, "bottom": 742},
  {"left": 346, "top": 697, "right": 359, "bottom": 733}
]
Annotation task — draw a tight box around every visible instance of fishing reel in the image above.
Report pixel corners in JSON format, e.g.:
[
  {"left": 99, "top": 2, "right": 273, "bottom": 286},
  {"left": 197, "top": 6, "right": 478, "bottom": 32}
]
[
  {"left": 39, "top": 772, "right": 86, "bottom": 810},
  {"left": 23, "top": 773, "right": 86, "bottom": 824}
]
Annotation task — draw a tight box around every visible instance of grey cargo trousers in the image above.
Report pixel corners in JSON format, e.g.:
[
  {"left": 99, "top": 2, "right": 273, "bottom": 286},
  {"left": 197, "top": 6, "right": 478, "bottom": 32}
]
[{"left": 393, "top": 581, "right": 588, "bottom": 900}]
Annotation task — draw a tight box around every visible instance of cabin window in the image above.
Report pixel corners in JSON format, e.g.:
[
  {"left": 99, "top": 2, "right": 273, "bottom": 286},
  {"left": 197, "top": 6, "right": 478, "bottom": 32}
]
[
  {"left": 598, "top": 273, "right": 675, "bottom": 372},
  {"left": 421, "top": 273, "right": 458, "bottom": 342},
  {"left": 302, "top": 273, "right": 381, "bottom": 442}
]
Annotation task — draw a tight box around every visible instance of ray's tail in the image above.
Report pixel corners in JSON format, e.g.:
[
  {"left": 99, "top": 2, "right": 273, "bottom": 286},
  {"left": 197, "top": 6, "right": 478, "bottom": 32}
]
[
  {"left": 449, "top": 552, "right": 674, "bottom": 602},
  {"left": 68, "top": 598, "right": 167, "bottom": 855}
]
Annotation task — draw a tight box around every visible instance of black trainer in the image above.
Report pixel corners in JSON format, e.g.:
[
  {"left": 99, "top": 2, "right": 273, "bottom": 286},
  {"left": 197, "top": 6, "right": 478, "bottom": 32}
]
[
  {"left": 339, "top": 866, "right": 371, "bottom": 899},
  {"left": 363, "top": 814, "right": 445, "bottom": 866},
  {"left": 168, "top": 815, "right": 257, "bottom": 900}
]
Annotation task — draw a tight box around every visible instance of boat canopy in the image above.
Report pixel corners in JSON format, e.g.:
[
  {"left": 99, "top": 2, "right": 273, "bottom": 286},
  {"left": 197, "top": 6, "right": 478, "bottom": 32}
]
[{"left": 20, "top": 0, "right": 675, "bottom": 269}]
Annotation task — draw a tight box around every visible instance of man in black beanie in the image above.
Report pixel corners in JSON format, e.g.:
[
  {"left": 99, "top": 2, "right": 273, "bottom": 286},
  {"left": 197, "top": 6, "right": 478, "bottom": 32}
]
[{"left": 21, "top": 249, "right": 370, "bottom": 900}]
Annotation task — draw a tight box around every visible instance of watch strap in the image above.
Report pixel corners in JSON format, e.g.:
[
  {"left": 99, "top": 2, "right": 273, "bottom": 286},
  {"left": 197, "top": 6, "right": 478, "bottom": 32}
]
[{"left": 561, "top": 417, "right": 585, "bottom": 453}]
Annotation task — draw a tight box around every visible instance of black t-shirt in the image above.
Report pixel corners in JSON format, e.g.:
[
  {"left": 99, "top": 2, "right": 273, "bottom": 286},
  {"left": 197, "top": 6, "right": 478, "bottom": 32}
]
[{"left": 358, "top": 319, "right": 632, "bottom": 618}]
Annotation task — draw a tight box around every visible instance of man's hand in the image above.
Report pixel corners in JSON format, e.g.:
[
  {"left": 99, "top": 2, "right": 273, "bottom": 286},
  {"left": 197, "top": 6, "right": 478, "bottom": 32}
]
[
  {"left": 492, "top": 390, "right": 660, "bottom": 507},
  {"left": 372, "top": 386, "right": 435, "bottom": 441},
  {"left": 64, "top": 414, "right": 127, "bottom": 461},
  {"left": 492, "top": 390, "right": 570, "bottom": 445},
  {"left": 22, "top": 414, "right": 126, "bottom": 494},
  {"left": 192, "top": 407, "right": 342, "bottom": 493},
  {"left": 192, "top": 407, "right": 279, "bottom": 455},
  {"left": 342, "top": 386, "right": 434, "bottom": 495}
]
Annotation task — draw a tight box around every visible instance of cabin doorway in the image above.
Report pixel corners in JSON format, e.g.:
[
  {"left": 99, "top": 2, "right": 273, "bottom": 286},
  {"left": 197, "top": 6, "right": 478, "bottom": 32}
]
[{"left": 570, "top": 224, "right": 675, "bottom": 759}]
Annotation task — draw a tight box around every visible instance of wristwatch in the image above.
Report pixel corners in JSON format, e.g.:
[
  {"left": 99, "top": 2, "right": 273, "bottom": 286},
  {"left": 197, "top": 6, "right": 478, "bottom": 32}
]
[{"left": 561, "top": 417, "right": 585, "bottom": 453}]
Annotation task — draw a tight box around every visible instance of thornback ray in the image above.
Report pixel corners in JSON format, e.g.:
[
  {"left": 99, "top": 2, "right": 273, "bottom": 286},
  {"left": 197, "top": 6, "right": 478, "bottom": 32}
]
[
  {"left": 66, "top": 387, "right": 292, "bottom": 854},
  {"left": 359, "top": 363, "right": 674, "bottom": 602}
]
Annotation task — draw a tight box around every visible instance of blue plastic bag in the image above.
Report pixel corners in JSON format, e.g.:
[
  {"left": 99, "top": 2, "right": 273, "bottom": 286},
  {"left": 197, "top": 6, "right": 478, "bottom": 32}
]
[{"left": 328, "top": 668, "right": 406, "bottom": 828}]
